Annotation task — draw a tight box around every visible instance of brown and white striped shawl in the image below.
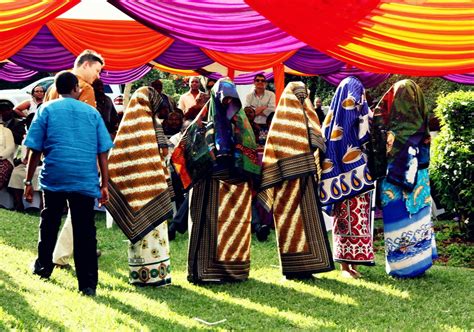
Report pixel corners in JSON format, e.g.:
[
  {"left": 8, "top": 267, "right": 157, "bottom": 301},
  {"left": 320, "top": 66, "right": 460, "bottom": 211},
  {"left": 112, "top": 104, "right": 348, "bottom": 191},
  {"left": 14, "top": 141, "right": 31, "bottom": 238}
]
[
  {"left": 106, "top": 87, "right": 173, "bottom": 244},
  {"left": 257, "top": 81, "right": 334, "bottom": 276}
]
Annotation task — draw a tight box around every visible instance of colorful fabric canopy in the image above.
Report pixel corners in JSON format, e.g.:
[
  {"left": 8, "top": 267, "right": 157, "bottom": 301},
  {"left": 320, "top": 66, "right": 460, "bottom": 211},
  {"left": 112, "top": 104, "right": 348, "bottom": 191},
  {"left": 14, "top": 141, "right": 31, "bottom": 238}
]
[
  {"left": 1, "top": 1, "right": 473, "bottom": 86},
  {"left": 0, "top": 62, "right": 38, "bottom": 82},
  {"left": 245, "top": 0, "right": 474, "bottom": 75},
  {"left": 107, "top": 0, "right": 306, "bottom": 54}
]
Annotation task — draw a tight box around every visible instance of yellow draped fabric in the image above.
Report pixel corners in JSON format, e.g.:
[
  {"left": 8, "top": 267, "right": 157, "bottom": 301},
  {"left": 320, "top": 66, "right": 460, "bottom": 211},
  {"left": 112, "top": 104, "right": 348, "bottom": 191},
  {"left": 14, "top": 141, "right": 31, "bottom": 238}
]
[
  {"left": 0, "top": 0, "right": 79, "bottom": 60},
  {"left": 47, "top": 19, "right": 174, "bottom": 71}
]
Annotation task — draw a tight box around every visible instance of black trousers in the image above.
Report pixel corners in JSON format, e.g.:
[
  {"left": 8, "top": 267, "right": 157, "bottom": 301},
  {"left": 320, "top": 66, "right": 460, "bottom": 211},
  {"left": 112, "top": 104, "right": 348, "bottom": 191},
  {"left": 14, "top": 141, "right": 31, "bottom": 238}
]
[{"left": 36, "top": 190, "right": 97, "bottom": 291}]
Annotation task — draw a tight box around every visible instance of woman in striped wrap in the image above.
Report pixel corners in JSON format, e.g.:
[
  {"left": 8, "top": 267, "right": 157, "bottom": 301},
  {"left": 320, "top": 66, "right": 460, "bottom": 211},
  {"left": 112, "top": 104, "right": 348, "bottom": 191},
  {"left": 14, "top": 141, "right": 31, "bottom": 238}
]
[
  {"left": 106, "top": 87, "right": 174, "bottom": 286},
  {"left": 257, "top": 81, "right": 334, "bottom": 279},
  {"left": 172, "top": 78, "right": 260, "bottom": 284}
]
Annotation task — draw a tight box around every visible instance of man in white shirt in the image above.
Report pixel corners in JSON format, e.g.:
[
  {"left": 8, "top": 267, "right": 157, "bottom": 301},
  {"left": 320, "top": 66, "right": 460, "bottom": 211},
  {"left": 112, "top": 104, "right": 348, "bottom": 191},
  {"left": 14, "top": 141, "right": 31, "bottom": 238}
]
[
  {"left": 178, "top": 76, "right": 207, "bottom": 120},
  {"left": 245, "top": 74, "right": 276, "bottom": 127}
]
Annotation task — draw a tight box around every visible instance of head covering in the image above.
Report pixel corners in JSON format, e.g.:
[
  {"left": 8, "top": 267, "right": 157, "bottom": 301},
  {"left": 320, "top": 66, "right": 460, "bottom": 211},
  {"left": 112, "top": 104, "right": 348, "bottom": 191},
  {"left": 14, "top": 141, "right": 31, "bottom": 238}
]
[
  {"left": 171, "top": 78, "right": 260, "bottom": 189},
  {"left": 319, "top": 76, "right": 374, "bottom": 205},
  {"left": 374, "top": 79, "right": 430, "bottom": 191},
  {"left": 258, "top": 81, "right": 325, "bottom": 206},
  {"left": 106, "top": 86, "right": 172, "bottom": 243}
]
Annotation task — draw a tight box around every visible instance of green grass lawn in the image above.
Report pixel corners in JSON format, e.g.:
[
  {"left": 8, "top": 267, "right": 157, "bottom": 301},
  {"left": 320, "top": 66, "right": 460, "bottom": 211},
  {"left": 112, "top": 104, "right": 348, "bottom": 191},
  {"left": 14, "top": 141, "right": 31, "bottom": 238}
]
[{"left": 0, "top": 209, "right": 473, "bottom": 331}]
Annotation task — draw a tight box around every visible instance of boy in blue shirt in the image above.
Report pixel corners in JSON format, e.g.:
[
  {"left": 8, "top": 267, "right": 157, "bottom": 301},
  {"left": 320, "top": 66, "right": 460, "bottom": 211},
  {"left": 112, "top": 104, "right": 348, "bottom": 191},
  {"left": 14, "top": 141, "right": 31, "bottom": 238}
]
[{"left": 24, "top": 71, "right": 113, "bottom": 296}]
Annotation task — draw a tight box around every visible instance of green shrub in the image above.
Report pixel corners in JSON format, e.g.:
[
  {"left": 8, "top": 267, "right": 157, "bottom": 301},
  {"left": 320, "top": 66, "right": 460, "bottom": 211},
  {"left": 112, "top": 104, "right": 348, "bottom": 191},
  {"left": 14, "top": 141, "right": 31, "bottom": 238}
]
[{"left": 430, "top": 90, "right": 474, "bottom": 239}]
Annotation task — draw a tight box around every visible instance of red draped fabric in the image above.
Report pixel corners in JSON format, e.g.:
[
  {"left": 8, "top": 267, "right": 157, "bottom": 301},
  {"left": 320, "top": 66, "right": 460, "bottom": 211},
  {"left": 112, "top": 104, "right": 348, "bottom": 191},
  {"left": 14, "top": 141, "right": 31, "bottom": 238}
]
[
  {"left": 46, "top": 19, "right": 174, "bottom": 70},
  {"left": 245, "top": 0, "right": 474, "bottom": 75}
]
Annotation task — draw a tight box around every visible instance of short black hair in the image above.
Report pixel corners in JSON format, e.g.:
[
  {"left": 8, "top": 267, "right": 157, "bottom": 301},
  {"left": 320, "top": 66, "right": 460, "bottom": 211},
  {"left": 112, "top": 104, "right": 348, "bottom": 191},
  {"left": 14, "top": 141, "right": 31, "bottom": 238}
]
[
  {"left": 55, "top": 71, "right": 79, "bottom": 94},
  {"left": 254, "top": 73, "right": 266, "bottom": 81}
]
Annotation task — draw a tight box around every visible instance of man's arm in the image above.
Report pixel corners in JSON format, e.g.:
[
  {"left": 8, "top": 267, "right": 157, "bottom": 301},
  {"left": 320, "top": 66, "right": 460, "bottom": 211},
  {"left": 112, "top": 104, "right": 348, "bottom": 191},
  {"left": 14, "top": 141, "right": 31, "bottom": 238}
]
[
  {"left": 23, "top": 149, "right": 42, "bottom": 202},
  {"left": 264, "top": 91, "right": 276, "bottom": 115},
  {"left": 97, "top": 151, "right": 109, "bottom": 206},
  {"left": 79, "top": 84, "right": 96, "bottom": 108}
]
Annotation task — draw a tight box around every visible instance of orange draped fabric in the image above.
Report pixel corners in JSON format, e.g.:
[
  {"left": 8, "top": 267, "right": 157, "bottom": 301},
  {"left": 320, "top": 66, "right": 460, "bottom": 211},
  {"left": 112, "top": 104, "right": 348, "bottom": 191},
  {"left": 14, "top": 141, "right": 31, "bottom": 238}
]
[
  {"left": 47, "top": 19, "right": 174, "bottom": 71},
  {"left": 202, "top": 49, "right": 296, "bottom": 72},
  {"left": 151, "top": 62, "right": 199, "bottom": 76},
  {"left": 272, "top": 64, "right": 285, "bottom": 102},
  {"left": 0, "top": 0, "right": 79, "bottom": 61},
  {"left": 245, "top": 0, "right": 474, "bottom": 75}
]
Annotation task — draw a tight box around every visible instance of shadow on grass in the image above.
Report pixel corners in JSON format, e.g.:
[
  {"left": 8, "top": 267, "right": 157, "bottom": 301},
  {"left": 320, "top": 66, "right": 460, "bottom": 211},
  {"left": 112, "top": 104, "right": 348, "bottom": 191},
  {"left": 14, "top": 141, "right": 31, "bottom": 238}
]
[{"left": 0, "top": 269, "right": 64, "bottom": 330}]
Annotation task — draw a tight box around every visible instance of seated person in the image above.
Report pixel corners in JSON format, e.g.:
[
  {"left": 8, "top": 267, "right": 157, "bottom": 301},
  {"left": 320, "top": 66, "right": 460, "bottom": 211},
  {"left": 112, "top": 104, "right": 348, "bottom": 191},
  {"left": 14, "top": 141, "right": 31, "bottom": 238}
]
[
  {"left": 0, "top": 126, "right": 15, "bottom": 193},
  {"left": 163, "top": 111, "right": 184, "bottom": 137},
  {"left": 13, "top": 84, "right": 45, "bottom": 118}
]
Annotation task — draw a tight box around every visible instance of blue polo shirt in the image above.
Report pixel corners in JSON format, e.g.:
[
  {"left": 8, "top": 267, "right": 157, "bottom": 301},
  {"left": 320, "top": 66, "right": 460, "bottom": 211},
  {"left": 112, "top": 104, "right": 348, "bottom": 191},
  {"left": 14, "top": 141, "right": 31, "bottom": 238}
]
[{"left": 25, "top": 97, "right": 113, "bottom": 198}]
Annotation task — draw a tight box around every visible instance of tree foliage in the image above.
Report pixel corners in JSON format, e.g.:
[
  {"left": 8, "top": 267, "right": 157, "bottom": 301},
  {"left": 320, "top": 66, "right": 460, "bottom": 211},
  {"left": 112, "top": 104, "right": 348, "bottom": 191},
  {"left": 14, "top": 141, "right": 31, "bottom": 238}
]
[{"left": 429, "top": 90, "right": 474, "bottom": 239}]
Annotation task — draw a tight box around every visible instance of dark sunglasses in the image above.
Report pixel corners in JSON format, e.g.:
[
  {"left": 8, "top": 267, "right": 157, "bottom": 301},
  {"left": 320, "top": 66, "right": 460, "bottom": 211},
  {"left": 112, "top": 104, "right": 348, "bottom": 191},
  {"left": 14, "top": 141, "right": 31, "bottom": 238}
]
[
  {"left": 33, "top": 90, "right": 44, "bottom": 93},
  {"left": 255, "top": 79, "right": 266, "bottom": 83}
]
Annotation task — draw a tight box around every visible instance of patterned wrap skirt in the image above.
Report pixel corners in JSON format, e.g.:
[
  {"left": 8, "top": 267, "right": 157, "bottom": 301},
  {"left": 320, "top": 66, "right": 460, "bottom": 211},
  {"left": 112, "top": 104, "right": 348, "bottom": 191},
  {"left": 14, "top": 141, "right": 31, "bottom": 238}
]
[
  {"left": 128, "top": 222, "right": 171, "bottom": 286},
  {"left": 187, "top": 174, "right": 252, "bottom": 283},
  {"left": 332, "top": 191, "right": 375, "bottom": 265}
]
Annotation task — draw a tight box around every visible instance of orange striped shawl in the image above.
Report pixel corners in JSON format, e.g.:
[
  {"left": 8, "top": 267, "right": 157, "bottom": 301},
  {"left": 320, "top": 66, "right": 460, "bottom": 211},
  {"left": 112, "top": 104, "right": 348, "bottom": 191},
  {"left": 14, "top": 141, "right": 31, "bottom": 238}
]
[
  {"left": 258, "top": 81, "right": 324, "bottom": 210},
  {"left": 108, "top": 87, "right": 170, "bottom": 212}
]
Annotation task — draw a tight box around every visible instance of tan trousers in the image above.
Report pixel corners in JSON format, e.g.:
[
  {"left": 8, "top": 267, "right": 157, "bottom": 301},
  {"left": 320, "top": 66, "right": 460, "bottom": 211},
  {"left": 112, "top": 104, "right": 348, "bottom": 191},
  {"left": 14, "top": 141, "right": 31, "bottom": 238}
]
[{"left": 52, "top": 212, "right": 73, "bottom": 265}]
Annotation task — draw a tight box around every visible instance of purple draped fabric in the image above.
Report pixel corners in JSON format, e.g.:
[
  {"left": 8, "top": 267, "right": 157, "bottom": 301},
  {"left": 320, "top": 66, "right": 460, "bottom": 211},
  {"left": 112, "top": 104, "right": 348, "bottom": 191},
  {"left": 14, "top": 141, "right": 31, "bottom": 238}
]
[
  {"left": 107, "top": 0, "right": 306, "bottom": 54},
  {"left": 10, "top": 26, "right": 76, "bottom": 72},
  {"left": 101, "top": 65, "right": 152, "bottom": 84},
  {"left": 442, "top": 73, "right": 474, "bottom": 85},
  {"left": 321, "top": 68, "right": 390, "bottom": 88},
  {"left": 154, "top": 40, "right": 213, "bottom": 69},
  {"left": 0, "top": 62, "right": 38, "bottom": 82},
  {"left": 284, "top": 46, "right": 344, "bottom": 75}
]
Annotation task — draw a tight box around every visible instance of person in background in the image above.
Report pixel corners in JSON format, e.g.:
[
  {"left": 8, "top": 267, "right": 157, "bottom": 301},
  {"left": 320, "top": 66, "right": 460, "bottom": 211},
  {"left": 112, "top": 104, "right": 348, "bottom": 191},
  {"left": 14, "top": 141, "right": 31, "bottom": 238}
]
[
  {"left": 244, "top": 106, "right": 261, "bottom": 144},
  {"left": 178, "top": 76, "right": 207, "bottom": 120},
  {"left": 24, "top": 71, "right": 113, "bottom": 296},
  {"left": 313, "top": 96, "right": 325, "bottom": 124},
  {"left": 92, "top": 79, "right": 119, "bottom": 135},
  {"left": 46, "top": 49, "right": 105, "bottom": 269},
  {"left": 163, "top": 111, "right": 184, "bottom": 137},
  {"left": 8, "top": 114, "right": 38, "bottom": 211},
  {"left": 0, "top": 102, "right": 26, "bottom": 146},
  {"left": 0, "top": 124, "right": 15, "bottom": 192},
  {"left": 151, "top": 79, "right": 177, "bottom": 112},
  {"left": 14, "top": 84, "right": 45, "bottom": 118},
  {"left": 244, "top": 74, "right": 275, "bottom": 129}
]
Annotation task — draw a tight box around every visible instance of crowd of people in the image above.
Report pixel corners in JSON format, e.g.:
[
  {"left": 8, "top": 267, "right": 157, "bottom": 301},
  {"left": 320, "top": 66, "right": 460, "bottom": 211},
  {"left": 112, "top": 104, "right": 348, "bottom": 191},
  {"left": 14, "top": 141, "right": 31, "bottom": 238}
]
[{"left": 0, "top": 48, "right": 438, "bottom": 296}]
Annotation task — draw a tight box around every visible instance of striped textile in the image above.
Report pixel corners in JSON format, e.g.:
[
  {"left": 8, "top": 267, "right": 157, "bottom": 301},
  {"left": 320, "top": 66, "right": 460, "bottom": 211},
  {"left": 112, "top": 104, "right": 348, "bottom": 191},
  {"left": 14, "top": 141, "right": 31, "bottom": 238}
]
[
  {"left": 258, "top": 82, "right": 334, "bottom": 276},
  {"left": 188, "top": 174, "right": 252, "bottom": 283},
  {"left": 106, "top": 87, "right": 173, "bottom": 243}
]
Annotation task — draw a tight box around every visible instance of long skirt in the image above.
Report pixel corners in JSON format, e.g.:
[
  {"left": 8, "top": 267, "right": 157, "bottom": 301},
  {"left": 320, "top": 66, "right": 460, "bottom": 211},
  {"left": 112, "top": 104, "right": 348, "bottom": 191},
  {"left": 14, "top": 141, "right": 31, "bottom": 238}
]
[
  {"left": 128, "top": 222, "right": 171, "bottom": 286},
  {"left": 188, "top": 176, "right": 252, "bottom": 283},
  {"left": 381, "top": 169, "right": 437, "bottom": 278},
  {"left": 333, "top": 192, "right": 375, "bottom": 265},
  {"left": 272, "top": 176, "right": 334, "bottom": 277}
]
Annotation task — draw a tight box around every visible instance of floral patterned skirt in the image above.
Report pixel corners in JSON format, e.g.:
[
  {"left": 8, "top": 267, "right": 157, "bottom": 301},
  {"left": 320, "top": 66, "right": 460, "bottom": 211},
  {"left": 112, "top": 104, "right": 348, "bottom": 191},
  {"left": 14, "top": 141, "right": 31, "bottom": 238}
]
[{"left": 128, "top": 222, "right": 171, "bottom": 286}]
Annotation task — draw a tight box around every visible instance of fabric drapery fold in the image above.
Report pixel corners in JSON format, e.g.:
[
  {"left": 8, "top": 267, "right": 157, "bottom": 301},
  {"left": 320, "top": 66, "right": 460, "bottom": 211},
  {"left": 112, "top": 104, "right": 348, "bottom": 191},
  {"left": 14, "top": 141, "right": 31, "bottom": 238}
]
[
  {"left": 258, "top": 81, "right": 334, "bottom": 277},
  {"left": 0, "top": 62, "right": 38, "bottom": 82},
  {"left": 106, "top": 87, "right": 173, "bottom": 243},
  {"left": 202, "top": 49, "right": 296, "bottom": 72},
  {"left": 245, "top": 0, "right": 474, "bottom": 75},
  {"left": 10, "top": 26, "right": 76, "bottom": 72},
  {"left": 321, "top": 68, "right": 390, "bottom": 89},
  {"left": 47, "top": 19, "right": 174, "bottom": 70},
  {"left": 107, "top": 0, "right": 305, "bottom": 54}
]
